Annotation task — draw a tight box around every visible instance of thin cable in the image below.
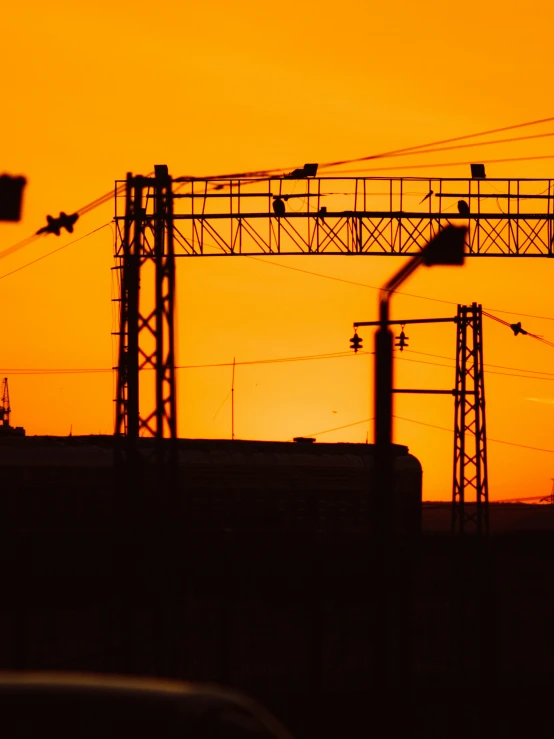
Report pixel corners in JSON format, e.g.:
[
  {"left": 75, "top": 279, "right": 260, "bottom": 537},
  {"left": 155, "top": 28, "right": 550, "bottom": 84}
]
[
  {"left": 246, "top": 254, "right": 554, "bottom": 323},
  {"left": 295, "top": 417, "right": 374, "bottom": 439},
  {"left": 0, "top": 349, "right": 374, "bottom": 375},
  {"left": 0, "top": 223, "right": 111, "bottom": 280},
  {"left": 212, "top": 390, "right": 231, "bottom": 421},
  {"left": 317, "top": 115, "right": 554, "bottom": 170},
  {"left": 342, "top": 130, "right": 554, "bottom": 162},
  {"left": 395, "top": 353, "right": 554, "bottom": 381},
  {"left": 483, "top": 311, "right": 554, "bottom": 348},
  {"left": 182, "top": 116, "right": 554, "bottom": 179},
  {"left": 327, "top": 153, "right": 554, "bottom": 175},
  {"left": 393, "top": 414, "right": 554, "bottom": 453},
  {"left": 176, "top": 350, "right": 372, "bottom": 369},
  {"left": 404, "top": 348, "right": 554, "bottom": 377}
]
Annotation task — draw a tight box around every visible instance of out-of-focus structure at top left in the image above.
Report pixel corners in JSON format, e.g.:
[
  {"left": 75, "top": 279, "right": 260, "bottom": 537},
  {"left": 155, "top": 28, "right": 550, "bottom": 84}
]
[{"left": 0, "top": 174, "right": 26, "bottom": 221}]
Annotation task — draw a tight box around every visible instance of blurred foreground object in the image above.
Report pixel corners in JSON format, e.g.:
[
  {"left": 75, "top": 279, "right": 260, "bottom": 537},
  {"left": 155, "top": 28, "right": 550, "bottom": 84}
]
[
  {"left": 0, "top": 672, "right": 293, "bottom": 738},
  {"left": 0, "top": 174, "right": 26, "bottom": 221}
]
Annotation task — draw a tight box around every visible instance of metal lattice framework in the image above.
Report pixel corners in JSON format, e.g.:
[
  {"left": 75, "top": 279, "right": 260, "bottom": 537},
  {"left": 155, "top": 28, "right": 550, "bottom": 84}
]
[
  {"left": 452, "top": 303, "right": 489, "bottom": 536},
  {"left": 112, "top": 170, "right": 551, "bottom": 452},
  {"left": 114, "top": 173, "right": 554, "bottom": 258},
  {"left": 114, "top": 167, "right": 177, "bottom": 450}
]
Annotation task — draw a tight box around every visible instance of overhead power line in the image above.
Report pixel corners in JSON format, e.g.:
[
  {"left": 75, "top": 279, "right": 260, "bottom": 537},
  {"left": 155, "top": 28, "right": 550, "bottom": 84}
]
[
  {"left": 2, "top": 114, "right": 553, "bottom": 265},
  {"left": 483, "top": 310, "right": 554, "bottom": 348},
  {"left": 347, "top": 130, "right": 554, "bottom": 161},
  {"left": 403, "top": 348, "right": 554, "bottom": 377},
  {"left": 294, "top": 411, "right": 554, "bottom": 454},
  {"left": 0, "top": 349, "right": 374, "bottom": 375},
  {"left": 246, "top": 254, "right": 554, "bottom": 323},
  {"left": 0, "top": 224, "right": 112, "bottom": 281},
  {"left": 329, "top": 153, "right": 554, "bottom": 175},
  {"left": 395, "top": 353, "right": 554, "bottom": 381},
  {"left": 294, "top": 417, "right": 374, "bottom": 439},
  {"left": 2, "top": 347, "right": 553, "bottom": 383},
  {"left": 393, "top": 414, "right": 554, "bottom": 454},
  {"left": 317, "top": 115, "right": 554, "bottom": 170},
  {"left": 179, "top": 115, "right": 554, "bottom": 178}
]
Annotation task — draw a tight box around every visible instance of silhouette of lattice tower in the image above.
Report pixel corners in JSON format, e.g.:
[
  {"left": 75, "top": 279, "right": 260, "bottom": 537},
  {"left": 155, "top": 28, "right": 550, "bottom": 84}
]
[
  {"left": 451, "top": 303, "right": 489, "bottom": 536},
  {"left": 114, "top": 166, "right": 177, "bottom": 453}
]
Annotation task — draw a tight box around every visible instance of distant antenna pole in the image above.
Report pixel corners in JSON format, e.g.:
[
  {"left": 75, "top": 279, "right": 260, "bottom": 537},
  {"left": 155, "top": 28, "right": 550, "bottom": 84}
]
[
  {"left": 231, "top": 357, "right": 236, "bottom": 440},
  {"left": 1, "top": 378, "right": 10, "bottom": 427}
]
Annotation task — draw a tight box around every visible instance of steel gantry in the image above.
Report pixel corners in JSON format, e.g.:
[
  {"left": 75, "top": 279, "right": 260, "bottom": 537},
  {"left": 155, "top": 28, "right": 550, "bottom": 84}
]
[
  {"left": 113, "top": 168, "right": 554, "bottom": 444},
  {"left": 112, "top": 167, "right": 547, "bottom": 687},
  {"left": 113, "top": 172, "right": 554, "bottom": 259}
]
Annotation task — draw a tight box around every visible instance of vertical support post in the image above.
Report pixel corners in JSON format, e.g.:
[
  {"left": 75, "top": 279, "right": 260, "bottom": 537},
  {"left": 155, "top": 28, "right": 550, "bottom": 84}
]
[
  {"left": 115, "top": 173, "right": 143, "bottom": 443},
  {"left": 373, "top": 301, "right": 394, "bottom": 724},
  {"left": 113, "top": 167, "right": 179, "bottom": 677},
  {"left": 451, "top": 303, "right": 489, "bottom": 535},
  {"left": 114, "top": 172, "right": 145, "bottom": 674},
  {"left": 450, "top": 303, "right": 493, "bottom": 737}
]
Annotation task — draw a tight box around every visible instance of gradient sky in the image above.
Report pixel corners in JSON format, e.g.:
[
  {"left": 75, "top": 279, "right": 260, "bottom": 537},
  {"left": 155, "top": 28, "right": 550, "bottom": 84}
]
[{"left": 2, "top": 0, "right": 554, "bottom": 500}]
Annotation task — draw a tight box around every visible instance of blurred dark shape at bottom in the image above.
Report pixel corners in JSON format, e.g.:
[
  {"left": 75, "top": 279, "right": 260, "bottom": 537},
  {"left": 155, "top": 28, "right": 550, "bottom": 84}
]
[{"left": 0, "top": 672, "right": 293, "bottom": 739}]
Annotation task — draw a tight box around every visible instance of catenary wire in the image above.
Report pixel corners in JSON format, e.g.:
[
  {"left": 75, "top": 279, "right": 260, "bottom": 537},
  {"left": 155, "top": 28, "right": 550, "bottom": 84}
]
[
  {"left": 294, "top": 417, "right": 374, "bottom": 439},
  {"left": 245, "top": 254, "right": 554, "bottom": 323},
  {"left": 295, "top": 412, "right": 554, "bottom": 454},
  {"left": 331, "top": 130, "right": 554, "bottom": 162},
  {"left": 393, "top": 414, "right": 554, "bottom": 454},
  {"left": 326, "top": 153, "right": 554, "bottom": 175},
  {"left": 395, "top": 353, "right": 554, "bottom": 380},
  {"left": 403, "top": 348, "right": 554, "bottom": 376},
  {"left": 0, "top": 350, "right": 374, "bottom": 375},
  {"left": 316, "top": 115, "right": 554, "bottom": 170},
  {"left": 7, "top": 347, "right": 553, "bottom": 383},
  {"left": 3, "top": 113, "right": 553, "bottom": 259},
  {"left": 0, "top": 223, "right": 112, "bottom": 280},
  {"left": 2, "top": 115, "right": 554, "bottom": 261}
]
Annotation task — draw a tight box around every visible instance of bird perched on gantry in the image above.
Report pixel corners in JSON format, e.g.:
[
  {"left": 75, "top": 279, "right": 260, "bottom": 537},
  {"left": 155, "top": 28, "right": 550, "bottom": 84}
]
[
  {"left": 457, "top": 200, "right": 470, "bottom": 216},
  {"left": 419, "top": 190, "right": 433, "bottom": 204},
  {"left": 272, "top": 196, "right": 286, "bottom": 216}
]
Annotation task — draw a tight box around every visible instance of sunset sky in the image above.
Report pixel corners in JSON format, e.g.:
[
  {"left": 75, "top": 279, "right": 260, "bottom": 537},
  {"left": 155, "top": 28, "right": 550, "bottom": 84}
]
[{"left": 3, "top": 0, "right": 554, "bottom": 500}]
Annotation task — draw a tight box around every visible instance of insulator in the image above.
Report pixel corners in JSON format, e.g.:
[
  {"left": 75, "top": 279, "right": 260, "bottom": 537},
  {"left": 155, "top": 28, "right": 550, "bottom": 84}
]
[
  {"left": 349, "top": 332, "right": 363, "bottom": 353},
  {"left": 394, "top": 328, "right": 409, "bottom": 352}
]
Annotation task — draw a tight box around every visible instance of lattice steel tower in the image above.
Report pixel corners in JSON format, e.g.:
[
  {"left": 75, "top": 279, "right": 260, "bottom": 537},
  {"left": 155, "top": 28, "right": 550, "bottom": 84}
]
[
  {"left": 114, "top": 165, "right": 177, "bottom": 455},
  {"left": 452, "top": 303, "right": 489, "bottom": 536}
]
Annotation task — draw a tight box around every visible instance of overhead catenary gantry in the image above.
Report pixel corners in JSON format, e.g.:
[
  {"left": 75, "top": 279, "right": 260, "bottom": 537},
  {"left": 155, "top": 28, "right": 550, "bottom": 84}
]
[
  {"left": 111, "top": 166, "right": 547, "bottom": 682},
  {"left": 114, "top": 171, "right": 554, "bottom": 258},
  {"left": 113, "top": 167, "right": 554, "bottom": 447}
]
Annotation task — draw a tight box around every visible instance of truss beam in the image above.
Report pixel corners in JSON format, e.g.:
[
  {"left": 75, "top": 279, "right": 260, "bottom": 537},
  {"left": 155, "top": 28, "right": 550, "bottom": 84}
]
[{"left": 115, "top": 175, "right": 554, "bottom": 256}]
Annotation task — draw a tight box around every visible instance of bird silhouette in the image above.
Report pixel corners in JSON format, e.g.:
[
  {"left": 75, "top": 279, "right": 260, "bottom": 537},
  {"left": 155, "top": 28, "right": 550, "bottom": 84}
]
[
  {"left": 36, "top": 212, "right": 79, "bottom": 236},
  {"left": 457, "top": 200, "right": 470, "bottom": 216},
  {"left": 272, "top": 197, "right": 286, "bottom": 216},
  {"left": 419, "top": 190, "right": 433, "bottom": 204},
  {"left": 510, "top": 322, "right": 528, "bottom": 336}
]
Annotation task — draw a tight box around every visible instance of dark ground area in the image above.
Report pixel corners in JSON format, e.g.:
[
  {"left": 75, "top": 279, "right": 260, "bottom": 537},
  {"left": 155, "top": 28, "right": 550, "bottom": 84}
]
[{"left": 1, "top": 436, "right": 553, "bottom": 737}]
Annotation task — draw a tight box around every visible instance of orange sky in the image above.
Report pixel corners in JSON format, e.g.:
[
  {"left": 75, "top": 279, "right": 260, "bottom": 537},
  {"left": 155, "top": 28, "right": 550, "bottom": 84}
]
[{"left": 2, "top": 0, "right": 554, "bottom": 500}]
